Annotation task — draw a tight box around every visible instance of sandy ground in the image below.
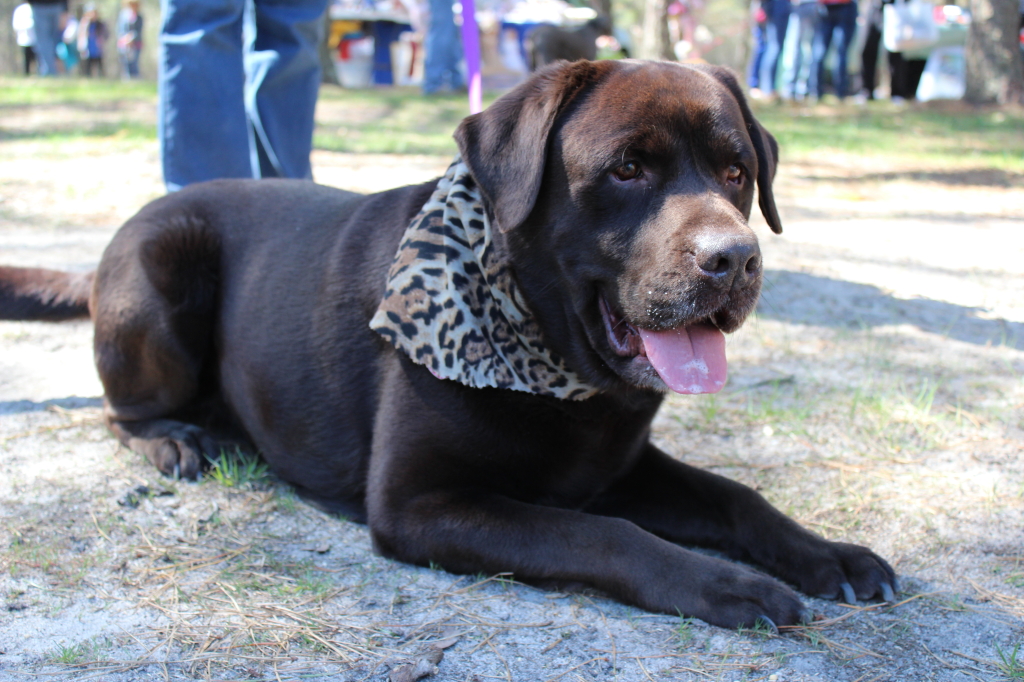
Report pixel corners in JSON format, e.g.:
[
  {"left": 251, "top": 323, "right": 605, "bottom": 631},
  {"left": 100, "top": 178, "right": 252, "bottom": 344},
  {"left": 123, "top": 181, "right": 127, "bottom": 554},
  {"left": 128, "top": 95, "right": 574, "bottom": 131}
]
[{"left": 1, "top": 100, "right": 1023, "bottom": 682}]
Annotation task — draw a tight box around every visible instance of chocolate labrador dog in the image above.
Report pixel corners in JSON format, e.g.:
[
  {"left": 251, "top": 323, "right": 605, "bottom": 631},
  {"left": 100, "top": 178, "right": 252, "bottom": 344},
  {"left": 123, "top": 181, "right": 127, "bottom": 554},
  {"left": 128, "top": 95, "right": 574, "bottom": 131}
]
[{"left": 0, "top": 59, "right": 896, "bottom": 629}]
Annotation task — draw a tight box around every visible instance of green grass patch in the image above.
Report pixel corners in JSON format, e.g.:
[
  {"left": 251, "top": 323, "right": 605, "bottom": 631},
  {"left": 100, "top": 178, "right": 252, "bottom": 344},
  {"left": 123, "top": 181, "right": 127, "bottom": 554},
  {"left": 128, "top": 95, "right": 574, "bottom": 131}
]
[
  {"left": 996, "top": 642, "right": 1024, "bottom": 679},
  {"left": 0, "top": 76, "right": 156, "bottom": 105},
  {"left": 0, "top": 121, "right": 156, "bottom": 143},
  {"left": 4, "top": 76, "right": 1021, "bottom": 169},
  {"left": 674, "top": 614, "right": 697, "bottom": 648},
  {"left": 314, "top": 84, "right": 499, "bottom": 155},
  {"left": 45, "top": 638, "right": 107, "bottom": 666},
  {"left": 207, "top": 447, "right": 271, "bottom": 489},
  {"left": 677, "top": 372, "right": 955, "bottom": 459},
  {"left": 217, "top": 556, "right": 335, "bottom": 601},
  {"left": 754, "top": 102, "right": 1024, "bottom": 171}
]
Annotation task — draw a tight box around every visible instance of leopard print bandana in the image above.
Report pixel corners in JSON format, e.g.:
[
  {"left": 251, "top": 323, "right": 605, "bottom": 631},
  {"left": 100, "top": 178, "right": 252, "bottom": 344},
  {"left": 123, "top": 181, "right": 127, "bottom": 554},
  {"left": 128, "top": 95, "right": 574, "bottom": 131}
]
[{"left": 370, "top": 158, "right": 601, "bottom": 401}]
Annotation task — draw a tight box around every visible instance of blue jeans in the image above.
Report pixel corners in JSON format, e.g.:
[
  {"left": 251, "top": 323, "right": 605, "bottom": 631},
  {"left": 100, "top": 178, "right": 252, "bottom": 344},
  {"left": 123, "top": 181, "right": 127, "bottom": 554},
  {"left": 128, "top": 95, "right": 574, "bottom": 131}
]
[
  {"left": 422, "top": 0, "right": 463, "bottom": 94},
  {"left": 30, "top": 3, "right": 64, "bottom": 76},
  {"left": 158, "top": 0, "right": 327, "bottom": 192},
  {"left": 747, "top": 23, "right": 767, "bottom": 89},
  {"left": 809, "top": 1, "right": 858, "bottom": 99},
  {"left": 779, "top": 1, "right": 817, "bottom": 99},
  {"left": 758, "top": 0, "right": 790, "bottom": 95},
  {"left": 120, "top": 50, "right": 140, "bottom": 78}
]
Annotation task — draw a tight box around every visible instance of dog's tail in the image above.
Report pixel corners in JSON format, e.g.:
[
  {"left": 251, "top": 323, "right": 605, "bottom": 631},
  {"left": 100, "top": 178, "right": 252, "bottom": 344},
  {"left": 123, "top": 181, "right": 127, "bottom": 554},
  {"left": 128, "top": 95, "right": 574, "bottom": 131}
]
[{"left": 0, "top": 266, "right": 94, "bottom": 321}]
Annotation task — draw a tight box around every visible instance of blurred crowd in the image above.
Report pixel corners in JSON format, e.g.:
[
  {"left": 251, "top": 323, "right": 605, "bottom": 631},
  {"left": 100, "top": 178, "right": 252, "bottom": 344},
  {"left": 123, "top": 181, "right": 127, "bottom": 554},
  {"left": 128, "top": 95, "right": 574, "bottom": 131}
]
[
  {"left": 747, "top": 0, "right": 971, "bottom": 103},
  {"left": 12, "top": 0, "right": 143, "bottom": 78}
]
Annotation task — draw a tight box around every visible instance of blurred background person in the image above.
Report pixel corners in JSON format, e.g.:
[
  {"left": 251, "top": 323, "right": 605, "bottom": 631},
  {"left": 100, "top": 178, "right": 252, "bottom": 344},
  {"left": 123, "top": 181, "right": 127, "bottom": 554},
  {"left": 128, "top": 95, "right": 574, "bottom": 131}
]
[
  {"left": 758, "top": 0, "right": 790, "bottom": 99},
  {"left": 116, "top": 0, "right": 143, "bottom": 79},
  {"left": 859, "top": 0, "right": 885, "bottom": 100},
  {"left": 56, "top": 5, "right": 79, "bottom": 74},
  {"left": 422, "top": 0, "right": 464, "bottom": 94},
  {"left": 13, "top": 2, "right": 36, "bottom": 75},
  {"left": 859, "top": 0, "right": 927, "bottom": 102},
  {"left": 77, "top": 3, "right": 108, "bottom": 77},
  {"left": 808, "top": 0, "right": 857, "bottom": 100},
  {"left": 747, "top": 0, "right": 768, "bottom": 95},
  {"left": 778, "top": 0, "right": 816, "bottom": 100},
  {"left": 28, "top": 0, "right": 65, "bottom": 76}
]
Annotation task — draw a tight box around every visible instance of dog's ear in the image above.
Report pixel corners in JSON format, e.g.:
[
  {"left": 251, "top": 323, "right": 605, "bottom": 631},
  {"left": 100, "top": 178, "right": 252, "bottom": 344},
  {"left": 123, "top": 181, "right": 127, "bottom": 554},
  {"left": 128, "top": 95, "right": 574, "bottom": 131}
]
[
  {"left": 691, "top": 64, "right": 783, "bottom": 234},
  {"left": 454, "top": 60, "right": 614, "bottom": 233}
]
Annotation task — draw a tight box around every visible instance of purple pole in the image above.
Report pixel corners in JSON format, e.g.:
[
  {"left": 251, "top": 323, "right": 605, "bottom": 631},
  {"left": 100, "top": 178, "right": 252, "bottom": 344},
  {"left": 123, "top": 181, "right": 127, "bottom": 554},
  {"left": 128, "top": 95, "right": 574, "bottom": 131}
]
[{"left": 459, "top": 0, "right": 482, "bottom": 114}]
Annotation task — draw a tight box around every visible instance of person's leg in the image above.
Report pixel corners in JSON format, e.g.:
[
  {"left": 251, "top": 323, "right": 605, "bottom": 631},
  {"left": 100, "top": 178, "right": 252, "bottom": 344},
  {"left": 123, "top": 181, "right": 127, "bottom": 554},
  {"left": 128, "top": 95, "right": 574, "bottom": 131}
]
[
  {"left": 159, "top": 0, "right": 250, "bottom": 191},
  {"left": 831, "top": 1, "right": 857, "bottom": 99},
  {"left": 861, "top": 21, "right": 881, "bottom": 98},
  {"left": 808, "top": 5, "right": 831, "bottom": 99},
  {"left": 423, "top": 0, "right": 461, "bottom": 94},
  {"left": 904, "top": 58, "right": 927, "bottom": 99},
  {"left": 778, "top": 7, "right": 803, "bottom": 99},
  {"left": 30, "top": 4, "right": 63, "bottom": 76},
  {"left": 888, "top": 49, "right": 907, "bottom": 98},
  {"left": 245, "top": 0, "right": 326, "bottom": 180},
  {"left": 793, "top": 3, "right": 817, "bottom": 98},
  {"left": 422, "top": 30, "right": 443, "bottom": 93},
  {"left": 747, "top": 23, "right": 767, "bottom": 90},
  {"left": 441, "top": 21, "right": 463, "bottom": 90},
  {"left": 759, "top": 0, "right": 790, "bottom": 96}
]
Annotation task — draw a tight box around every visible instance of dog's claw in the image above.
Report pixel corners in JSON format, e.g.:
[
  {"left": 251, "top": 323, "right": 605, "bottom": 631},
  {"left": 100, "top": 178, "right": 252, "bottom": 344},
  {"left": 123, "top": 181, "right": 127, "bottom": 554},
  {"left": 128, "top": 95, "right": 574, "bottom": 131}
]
[
  {"left": 881, "top": 582, "right": 896, "bottom": 603},
  {"left": 840, "top": 581, "right": 857, "bottom": 605},
  {"left": 755, "top": 615, "right": 779, "bottom": 635}
]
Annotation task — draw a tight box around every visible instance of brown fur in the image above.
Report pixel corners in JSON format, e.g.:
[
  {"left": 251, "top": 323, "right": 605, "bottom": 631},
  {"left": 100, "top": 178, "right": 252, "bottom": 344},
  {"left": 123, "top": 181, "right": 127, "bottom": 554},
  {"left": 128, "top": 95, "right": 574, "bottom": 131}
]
[
  {"left": 0, "top": 60, "right": 895, "bottom": 629},
  {"left": 0, "top": 266, "right": 93, "bottom": 320}
]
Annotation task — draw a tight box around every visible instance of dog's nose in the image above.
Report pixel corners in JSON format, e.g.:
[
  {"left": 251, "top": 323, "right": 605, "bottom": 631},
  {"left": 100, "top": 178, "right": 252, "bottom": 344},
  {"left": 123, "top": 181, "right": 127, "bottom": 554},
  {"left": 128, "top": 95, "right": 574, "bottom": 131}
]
[{"left": 695, "top": 237, "right": 761, "bottom": 288}]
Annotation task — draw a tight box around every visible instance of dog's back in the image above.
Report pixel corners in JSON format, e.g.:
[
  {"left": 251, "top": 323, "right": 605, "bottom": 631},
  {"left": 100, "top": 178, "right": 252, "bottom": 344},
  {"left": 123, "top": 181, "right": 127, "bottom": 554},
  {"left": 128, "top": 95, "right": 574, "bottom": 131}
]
[{"left": 0, "top": 177, "right": 434, "bottom": 516}]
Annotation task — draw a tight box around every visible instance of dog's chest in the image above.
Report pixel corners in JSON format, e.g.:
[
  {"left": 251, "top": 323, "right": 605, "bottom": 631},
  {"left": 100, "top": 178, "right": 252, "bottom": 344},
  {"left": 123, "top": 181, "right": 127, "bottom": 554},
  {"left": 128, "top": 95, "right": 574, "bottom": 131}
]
[{"left": 451, "top": 392, "right": 659, "bottom": 506}]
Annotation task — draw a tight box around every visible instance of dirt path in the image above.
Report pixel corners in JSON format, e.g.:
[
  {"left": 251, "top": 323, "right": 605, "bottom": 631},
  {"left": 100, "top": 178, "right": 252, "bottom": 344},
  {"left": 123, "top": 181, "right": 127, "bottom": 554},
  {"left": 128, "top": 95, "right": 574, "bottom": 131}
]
[{"left": 1, "top": 105, "right": 1023, "bottom": 682}]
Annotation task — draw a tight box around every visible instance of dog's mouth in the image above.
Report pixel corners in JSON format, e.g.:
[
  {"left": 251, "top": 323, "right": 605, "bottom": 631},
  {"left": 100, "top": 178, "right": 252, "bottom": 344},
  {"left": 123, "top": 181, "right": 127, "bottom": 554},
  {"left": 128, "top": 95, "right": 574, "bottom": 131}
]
[{"left": 598, "top": 295, "right": 727, "bottom": 394}]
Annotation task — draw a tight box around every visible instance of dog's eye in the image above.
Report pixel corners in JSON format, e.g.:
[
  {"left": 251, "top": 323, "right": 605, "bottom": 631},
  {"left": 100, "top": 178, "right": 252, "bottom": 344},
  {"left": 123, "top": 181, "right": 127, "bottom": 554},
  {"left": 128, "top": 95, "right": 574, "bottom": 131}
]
[
  {"left": 726, "top": 165, "right": 744, "bottom": 185},
  {"left": 612, "top": 162, "right": 642, "bottom": 182}
]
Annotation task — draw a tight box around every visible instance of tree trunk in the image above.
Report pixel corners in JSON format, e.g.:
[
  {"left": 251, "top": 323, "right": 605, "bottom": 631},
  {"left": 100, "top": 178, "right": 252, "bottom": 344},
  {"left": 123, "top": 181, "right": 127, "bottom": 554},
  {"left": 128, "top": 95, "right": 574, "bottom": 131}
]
[
  {"left": 964, "top": 0, "right": 1024, "bottom": 104},
  {"left": 640, "top": 0, "right": 673, "bottom": 60}
]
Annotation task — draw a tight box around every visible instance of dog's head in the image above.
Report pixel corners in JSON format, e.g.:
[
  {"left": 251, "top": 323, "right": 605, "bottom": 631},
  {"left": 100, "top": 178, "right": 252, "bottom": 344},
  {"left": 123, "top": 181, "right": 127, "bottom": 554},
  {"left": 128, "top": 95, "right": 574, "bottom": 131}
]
[{"left": 454, "top": 59, "right": 781, "bottom": 395}]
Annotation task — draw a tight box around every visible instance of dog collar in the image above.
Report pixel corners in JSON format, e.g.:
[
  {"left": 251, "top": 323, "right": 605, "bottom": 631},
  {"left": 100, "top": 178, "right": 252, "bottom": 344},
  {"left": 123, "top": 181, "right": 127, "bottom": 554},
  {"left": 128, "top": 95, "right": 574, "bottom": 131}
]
[{"left": 370, "top": 158, "right": 601, "bottom": 401}]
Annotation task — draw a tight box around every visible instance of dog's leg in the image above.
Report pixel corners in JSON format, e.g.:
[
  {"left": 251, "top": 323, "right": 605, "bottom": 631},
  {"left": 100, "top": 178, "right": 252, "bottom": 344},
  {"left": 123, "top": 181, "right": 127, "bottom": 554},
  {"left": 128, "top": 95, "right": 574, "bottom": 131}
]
[
  {"left": 93, "top": 213, "right": 222, "bottom": 480},
  {"left": 96, "top": 298, "right": 220, "bottom": 479},
  {"left": 368, "top": 487, "right": 809, "bottom": 629},
  {"left": 584, "top": 444, "right": 897, "bottom": 604}
]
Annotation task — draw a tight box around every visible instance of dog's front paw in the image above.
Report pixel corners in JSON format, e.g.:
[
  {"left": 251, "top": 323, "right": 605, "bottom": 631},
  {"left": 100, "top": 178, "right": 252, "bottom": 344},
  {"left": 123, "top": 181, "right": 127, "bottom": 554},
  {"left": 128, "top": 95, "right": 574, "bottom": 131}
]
[
  {"left": 785, "top": 540, "right": 898, "bottom": 605},
  {"left": 689, "top": 561, "right": 812, "bottom": 630}
]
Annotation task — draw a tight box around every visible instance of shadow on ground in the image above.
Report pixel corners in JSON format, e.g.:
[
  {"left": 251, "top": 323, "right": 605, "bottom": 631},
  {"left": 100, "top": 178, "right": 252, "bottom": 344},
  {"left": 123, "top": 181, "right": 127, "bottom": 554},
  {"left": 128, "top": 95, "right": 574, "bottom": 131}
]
[
  {"left": 758, "top": 269, "right": 1023, "bottom": 349},
  {"left": 0, "top": 396, "right": 102, "bottom": 415},
  {"left": 796, "top": 168, "right": 1024, "bottom": 188}
]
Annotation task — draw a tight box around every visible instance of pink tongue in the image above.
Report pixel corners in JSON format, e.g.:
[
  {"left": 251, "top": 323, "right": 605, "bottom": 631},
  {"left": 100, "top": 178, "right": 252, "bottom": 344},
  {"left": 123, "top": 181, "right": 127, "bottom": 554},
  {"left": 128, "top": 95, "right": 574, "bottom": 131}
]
[{"left": 637, "top": 324, "right": 727, "bottom": 394}]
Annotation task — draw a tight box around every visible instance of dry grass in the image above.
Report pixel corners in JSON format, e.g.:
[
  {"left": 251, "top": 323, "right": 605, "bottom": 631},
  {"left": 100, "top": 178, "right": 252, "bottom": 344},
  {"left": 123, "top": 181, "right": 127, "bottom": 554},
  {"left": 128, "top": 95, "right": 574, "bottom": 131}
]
[{"left": 2, "top": 86, "right": 1023, "bottom": 681}]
